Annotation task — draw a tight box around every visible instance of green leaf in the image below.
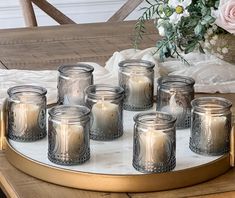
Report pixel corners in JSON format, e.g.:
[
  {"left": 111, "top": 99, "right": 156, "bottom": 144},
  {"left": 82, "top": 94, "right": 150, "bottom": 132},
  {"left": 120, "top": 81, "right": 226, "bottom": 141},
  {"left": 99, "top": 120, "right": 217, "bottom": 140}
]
[
  {"left": 164, "top": 6, "right": 173, "bottom": 17},
  {"left": 201, "top": 7, "right": 209, "bottom": 16},
  {"left": 215, "top": 1, "right": 220, "bottom": 8},
  {"left": 194, "top": 23, "right": 203, "bottom": 36},
  {"left": 201, "top": 15, "right": 214, "bottom": 25}
]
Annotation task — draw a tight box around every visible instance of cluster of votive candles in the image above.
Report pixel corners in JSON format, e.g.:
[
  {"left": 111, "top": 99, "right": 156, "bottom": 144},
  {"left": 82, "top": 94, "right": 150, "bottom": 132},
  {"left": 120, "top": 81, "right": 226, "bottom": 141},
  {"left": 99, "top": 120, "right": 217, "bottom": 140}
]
[{"left": 7, "top": 60, "right": 232, "bottom": 173}]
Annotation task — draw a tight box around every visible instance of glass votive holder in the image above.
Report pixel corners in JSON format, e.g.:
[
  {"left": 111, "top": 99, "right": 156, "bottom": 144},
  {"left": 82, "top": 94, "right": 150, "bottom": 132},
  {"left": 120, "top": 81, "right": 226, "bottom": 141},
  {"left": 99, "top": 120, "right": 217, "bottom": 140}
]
[
  {"left": 118, "top": 59, "right": 155, "bottom": 111},
  {"left": 58, "top": 64, "right": 94, "bottom": 105},
  {"left": 85, "top": 84, "right": 124, "bottom": 141},
  {"left": 133, "top": 112, "right": 176, "bottom": 173},
  {"left": 190, "top": 97, "right": 232, "bottom": 156},
  {"left": 48, "top": 105, "right": 90, "bottom": 165},
  {"left": 157, "top": 75, "right": 195, "bottom": 129},
  {"left": 7, "top": 85, "right": 47, "bottom": 142}
]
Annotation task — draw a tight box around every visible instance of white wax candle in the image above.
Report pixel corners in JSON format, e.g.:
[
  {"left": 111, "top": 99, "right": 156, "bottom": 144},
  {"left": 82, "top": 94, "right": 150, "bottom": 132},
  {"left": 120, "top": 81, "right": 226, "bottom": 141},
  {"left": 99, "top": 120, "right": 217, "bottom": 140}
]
[
  {"left": 13, "top": 103, "right": 41, "bottom": 136},
  {"left": 128, "top": 75, "right": 152, "bottom": 106},
  {"left": 63, "top": 79, "right": 90, "bottom": 105},
  {"left": 64, "top": 92, "right": 83, "bottom": 105},
  {"left": 139, "top": 129, "right": 171, "bottom": 163},
  {"left": 54, "top": 123, "right": 84, "bottom": 155},
  {"left": 161, "top": 92, "right": 184, "bottom": 119},
  {"left": 201, "top": 112, "right": 228, "bottom": 152},
  {"left": 91, "top": 101, "right": 119, "bottom": 135}
]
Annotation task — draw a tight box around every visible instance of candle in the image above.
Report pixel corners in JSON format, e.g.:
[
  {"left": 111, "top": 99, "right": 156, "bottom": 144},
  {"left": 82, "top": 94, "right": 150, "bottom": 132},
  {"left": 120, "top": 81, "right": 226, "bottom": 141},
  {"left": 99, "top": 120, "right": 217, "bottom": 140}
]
[
  {"left": 91, "top": 100, "right": 119, "bottom": 137},
  {"left": 64, "top": 92, "right": 83, "bottom": 105},
  {"left": 118, "top": 60, "right": 155, "bottom": 111},
  {"left": 139, "top": 129, "right": 171, "bottom": 164},
  {"left": 200, "top": 112, "right": 228, "bottom": 153},
  {"left": 7, "top": 85, "right": 47, "bottom": 142},
  {"left": 161, "top": 92, "right": 184, "bottom": 122},
  {"left": 58, "top": 64, "right": 94, "bottom": 105},
  {"left": 53, "top": 123, "right": 84, "bottom": 156},
  {"left": 48, "top": 105, "right": 90, "bottom": 165},
  {"left": 128, "top": 74, "right": 152, "bottom": 107},
  {"left": 12, "top": 103, "right": 44, "bottom": 137},
  {"left": 63, "top": 80, "right": 88, "bottom": 105},
  {"left": 157, "top": 75, "right": 195, "bottom": 129},
  {"left": 85, "top": 84, "right": 124, "bottom": 140},
  {"left": 190, "top": 97, "right": 232, "bottom": 155},
  {"left": 133, "top": 111, "right": 176, "bottom": 173}
]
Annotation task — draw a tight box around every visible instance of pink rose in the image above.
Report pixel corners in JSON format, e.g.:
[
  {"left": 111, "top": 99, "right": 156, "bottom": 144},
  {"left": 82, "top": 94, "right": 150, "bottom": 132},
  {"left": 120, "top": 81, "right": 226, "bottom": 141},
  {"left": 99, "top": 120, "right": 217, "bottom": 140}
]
[{"left": 216, "top": 0, "right": 235, "bottom": 34}]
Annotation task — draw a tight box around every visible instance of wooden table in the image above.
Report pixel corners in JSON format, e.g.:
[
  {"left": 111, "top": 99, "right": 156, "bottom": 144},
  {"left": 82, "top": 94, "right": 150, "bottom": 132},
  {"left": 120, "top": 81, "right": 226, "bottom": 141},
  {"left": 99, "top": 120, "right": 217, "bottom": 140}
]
[
  {"left": 0, "top": 21, "right": 156, "bottom": 70},
  {"left": 0, "top": 20, "right": 235, "bottom": 198}
]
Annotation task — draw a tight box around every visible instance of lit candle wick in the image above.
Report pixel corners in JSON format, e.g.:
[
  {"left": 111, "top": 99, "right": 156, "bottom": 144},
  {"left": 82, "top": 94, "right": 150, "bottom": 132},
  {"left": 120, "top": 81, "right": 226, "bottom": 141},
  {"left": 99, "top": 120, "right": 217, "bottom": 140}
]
[
  {"left": 128, "top": 71, "right": 152, "bottom": 107},
  {"left": 91, "top": 96, "right": 119, "bottom": 139},
  {"left": 61, "top": 120, "right": 69, "bottom": 154},
  {"left": 169, "top": 91, "right": 181, "bottom": 114},
  {"left": 101, "top": 96, "right": 105, "bottom": 109}
]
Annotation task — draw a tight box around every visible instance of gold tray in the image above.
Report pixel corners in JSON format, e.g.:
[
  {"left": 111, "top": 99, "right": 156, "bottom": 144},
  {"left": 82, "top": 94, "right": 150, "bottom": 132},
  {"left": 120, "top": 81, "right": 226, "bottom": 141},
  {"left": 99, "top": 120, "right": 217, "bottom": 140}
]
[
  {"left": 1, "top": 102, "right": 235, "bottom": 192},
  {"left": 4, "top": 138, "right": 231, "bottom": 192}
]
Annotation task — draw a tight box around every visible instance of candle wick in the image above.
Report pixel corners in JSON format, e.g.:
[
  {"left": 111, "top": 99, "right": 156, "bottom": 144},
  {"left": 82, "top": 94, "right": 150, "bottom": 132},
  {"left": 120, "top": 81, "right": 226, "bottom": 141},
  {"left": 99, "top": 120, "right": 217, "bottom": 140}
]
[
  {"left": 155, "top": 115, "right": 158, "bottom": 124},
  {"left": 130, "top": 71, "right": 133, "bottom": 78},
  {"left": 205, "top": 111, "right": 212, "bottom": 136},
  {"left": 169, "top": 92, "right": 175, "bottom": 108},
  {"left": 101, "top": 96, "right": 105, "bottom": 109},
  {"left": 130, "top": 71, "right": 138, "bottom": 77},
  {"left": 61, "top": 119, "right": 69, "bottom": 154}
]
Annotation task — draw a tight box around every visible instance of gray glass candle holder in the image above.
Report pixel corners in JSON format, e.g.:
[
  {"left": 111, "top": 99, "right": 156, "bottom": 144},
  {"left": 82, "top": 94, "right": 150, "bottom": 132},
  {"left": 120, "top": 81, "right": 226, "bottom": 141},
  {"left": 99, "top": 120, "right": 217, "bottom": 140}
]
[
  {"left": 118, "top": 59, "right": 155, "bottom": 111},
  {"left": 133, "top": 111, "right": 176, "bottom": 173},
  {"left": 58, "top": 64, "right": 94, "bottom": 105},
  {"left": 190, "top": 97, "right": 232, "bottom": 156},
  {"left": 157, "top": 75, "right": 195, "bottom": 129},
  {"left": 85, "top": 84, "right": 124, "bottom": 141},
  {"left": 48, "top": 105, "right": 90, "bottom": 165},
  {"left": 7, "top": 85, "right": 47, "bottom": 142}
]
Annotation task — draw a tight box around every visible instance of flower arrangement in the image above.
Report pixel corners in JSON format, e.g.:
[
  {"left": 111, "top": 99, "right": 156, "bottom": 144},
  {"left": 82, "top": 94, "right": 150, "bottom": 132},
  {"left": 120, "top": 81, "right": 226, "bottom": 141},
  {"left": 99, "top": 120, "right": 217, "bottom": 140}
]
[{"left": 135, "top": 0, "right": 235, "bottom": 64}]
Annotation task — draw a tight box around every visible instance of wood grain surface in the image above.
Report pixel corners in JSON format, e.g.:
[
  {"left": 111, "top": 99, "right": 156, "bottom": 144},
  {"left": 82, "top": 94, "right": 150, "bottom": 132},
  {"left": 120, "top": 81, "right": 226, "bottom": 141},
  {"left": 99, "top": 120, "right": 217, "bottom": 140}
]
[
  {"left": 0, "top": 20, "right": 235, "bottom": 198},
  {"left": 0, "top": 21, "right": 156, "bottom": 70}
]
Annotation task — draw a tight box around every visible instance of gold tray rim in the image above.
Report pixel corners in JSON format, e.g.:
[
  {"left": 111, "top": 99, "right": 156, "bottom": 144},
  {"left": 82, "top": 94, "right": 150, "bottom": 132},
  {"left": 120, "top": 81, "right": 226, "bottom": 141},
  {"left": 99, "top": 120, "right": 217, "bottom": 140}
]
[{"left": 4, "top": 138, "right": 231, "bottom": 192}]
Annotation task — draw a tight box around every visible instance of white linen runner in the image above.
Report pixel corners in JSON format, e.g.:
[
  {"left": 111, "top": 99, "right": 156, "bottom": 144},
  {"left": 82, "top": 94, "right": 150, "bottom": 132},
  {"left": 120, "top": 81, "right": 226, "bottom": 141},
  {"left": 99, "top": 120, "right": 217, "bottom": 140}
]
[{"left": 1, "top": 48, "right": 235, "bottom": 105}]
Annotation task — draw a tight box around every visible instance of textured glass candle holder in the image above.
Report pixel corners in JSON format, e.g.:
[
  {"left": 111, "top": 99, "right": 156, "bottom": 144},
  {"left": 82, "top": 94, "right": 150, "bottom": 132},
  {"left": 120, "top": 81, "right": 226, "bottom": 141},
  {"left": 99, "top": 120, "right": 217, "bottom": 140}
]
[
  {"left": 133, "top": 112, "right": 176, "bottom": 173},
  {"left": 190, "top": 97, "right": 232, "bottom": 156},
  {"left": 85, "top": 84, "right": 124, "bottom": 141},
  {"left": 118, "top": 59, "right": 155, "bottom": 111},
  {"left": 157, "top": 75, "right": 195, "bottom": 129},
  {"left": 58, "top": 64, "right": 94, "bottom": 105},
  {"left": 48, "top": 105, "right": 90, "bottom": 165},
  {"left": 7, "top": 85, "right": 47, "bottom": 142}
]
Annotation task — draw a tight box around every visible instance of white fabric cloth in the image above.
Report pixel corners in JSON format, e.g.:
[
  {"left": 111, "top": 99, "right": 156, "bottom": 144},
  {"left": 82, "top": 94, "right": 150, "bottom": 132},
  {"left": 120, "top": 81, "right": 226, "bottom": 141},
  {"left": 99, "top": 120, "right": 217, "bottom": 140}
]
[
  {"left": 0, "top": 48, "right": 235, "bottom": 105},
  {"left": 0, "top": 62, "right": 110, "bottom": 104},
  {"left": 105, "top": 48, "right": 235, "bottom": 94}
]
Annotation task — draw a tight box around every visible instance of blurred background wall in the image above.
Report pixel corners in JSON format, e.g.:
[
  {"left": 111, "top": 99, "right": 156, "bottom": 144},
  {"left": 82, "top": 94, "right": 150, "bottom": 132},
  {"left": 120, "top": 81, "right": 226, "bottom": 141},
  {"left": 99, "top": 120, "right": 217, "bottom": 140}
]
[{"left": 0, "top": 0, "right": 146, "bottom": 29}]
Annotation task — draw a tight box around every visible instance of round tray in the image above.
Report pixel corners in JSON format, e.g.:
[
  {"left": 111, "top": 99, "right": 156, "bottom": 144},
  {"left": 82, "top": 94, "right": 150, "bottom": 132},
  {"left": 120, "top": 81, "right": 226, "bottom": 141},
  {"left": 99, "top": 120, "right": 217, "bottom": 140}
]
[{"left": 4, "top": 107, "right": 232, "bottom": 192}]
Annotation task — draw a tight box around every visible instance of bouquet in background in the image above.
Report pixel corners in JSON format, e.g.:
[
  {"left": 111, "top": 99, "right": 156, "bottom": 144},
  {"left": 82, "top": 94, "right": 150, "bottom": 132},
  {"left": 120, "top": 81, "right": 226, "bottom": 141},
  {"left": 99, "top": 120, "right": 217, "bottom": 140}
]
[{"left": 135, "top": 0, "right": 235, "bottom": 64}]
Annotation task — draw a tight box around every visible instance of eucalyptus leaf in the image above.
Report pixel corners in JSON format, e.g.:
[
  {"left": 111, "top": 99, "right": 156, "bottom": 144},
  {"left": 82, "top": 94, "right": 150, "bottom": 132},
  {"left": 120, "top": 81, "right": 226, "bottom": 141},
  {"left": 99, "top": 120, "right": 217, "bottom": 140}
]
[
  {"left": 194, "top": 23, "right": 203, "bottom": 36},
  {"left": 134, "top": 0, "right": 225, "bottom": 64}
]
